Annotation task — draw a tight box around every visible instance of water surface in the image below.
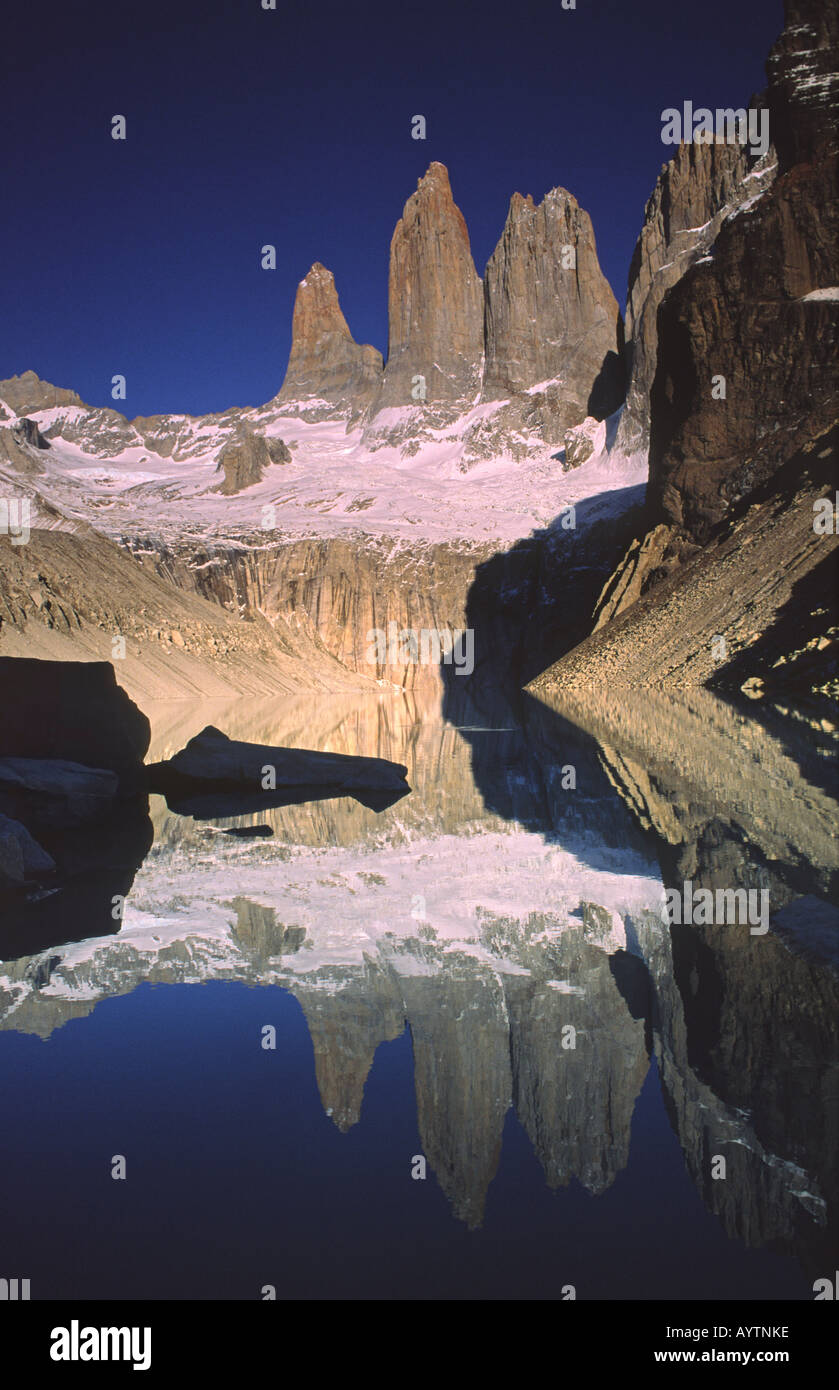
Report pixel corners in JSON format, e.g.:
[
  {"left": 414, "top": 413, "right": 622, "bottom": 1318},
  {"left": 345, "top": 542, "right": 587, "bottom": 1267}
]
[{"left": 1, "top": 687, "right": 835, "bottom": 1299}]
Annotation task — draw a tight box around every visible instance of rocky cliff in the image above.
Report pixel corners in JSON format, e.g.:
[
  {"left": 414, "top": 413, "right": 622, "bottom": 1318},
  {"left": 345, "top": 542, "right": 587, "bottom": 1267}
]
[
  {"left": 276, "top": 262, "right": 383, "bottom": 416},
  {"left": 529, "top": 423, "right": 838, "bottom": 696},
  {"left": 0, "top": 370, "right": 83, "bottom": 415},
  {"left": 648, "top": 2, "right": 838, "bottom": 541},
  {"left": 483, "top": 187, "right": 624, "bottom": 434},
  {"left": 533, "top": 0, "right": 839, "bottom": 695},
  {"left": 370, "top": 162, "right": 484, "bottom": 416},
  {"left": 0, "top": 526, "right": 378, "bottom": 704},
  {"left": 366, "top": 163, "right": 625, "bottom": 456},
  {"left": 614, "top": 138, "right": 777, "bottom": 463}
]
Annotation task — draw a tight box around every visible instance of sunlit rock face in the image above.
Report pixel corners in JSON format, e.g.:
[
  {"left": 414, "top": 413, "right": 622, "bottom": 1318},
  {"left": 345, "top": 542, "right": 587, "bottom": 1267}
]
[
  {"left": 370, "top": 163, "right": 484, "bottom": 415},
  {"left": 276, "top": 263, "right": 383, "bottom": 417},
  {"left": 0, "top": 370, "right": 83, "bottom": 414},
  {"left": 536, "top": 3, "right": 837, "bottom": 698},
  {"left": 482, "top": 187, "right": 624, "bottom": 437}
]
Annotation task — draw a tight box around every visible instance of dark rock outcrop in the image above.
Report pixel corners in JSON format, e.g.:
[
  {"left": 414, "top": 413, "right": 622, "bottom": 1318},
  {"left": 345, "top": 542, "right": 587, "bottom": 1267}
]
[
  {"left": 614, "top": 139, "right": 777, "bottom": 462},
  {"left": 0, "top": 658, "right": 150, "bottom": 782},
  {"left": 214, "top": 427, "right": 290, "bottom": 495},
  {"left": 0, "top": 812, "right": 55, "bottom": 891},
  {"left": 276, "top": 262, "right": 383, "bottom": 413},
  {"left": 0, "top": 424, "right": 47, "bottom": 476},
  {"left": 648, "top": 1, "right": 838, "bottom": 541},
  {"left": 11, "top": 417, "right": 50, "bottom": 450},
  {"left": 766, "top": 0, "right": 839, "bottom": 171}
]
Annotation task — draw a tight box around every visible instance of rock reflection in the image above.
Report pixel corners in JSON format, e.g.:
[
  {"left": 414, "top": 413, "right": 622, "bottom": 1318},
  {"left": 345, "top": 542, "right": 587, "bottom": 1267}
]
[{"left": 0, "top": 683, "right": 835, "bottom": 1275}]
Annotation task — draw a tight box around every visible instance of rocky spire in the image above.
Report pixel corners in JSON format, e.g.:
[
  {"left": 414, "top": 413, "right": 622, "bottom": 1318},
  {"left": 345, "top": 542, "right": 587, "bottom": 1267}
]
[
  {"left": 277, "top": 262, "right": 383, "bottom": 411},
  {"left": 372, "top": 162, "right": 484, "bottom": 412},
  {"left": 482, "top": 186, "right": 623, "bottom": 415}
]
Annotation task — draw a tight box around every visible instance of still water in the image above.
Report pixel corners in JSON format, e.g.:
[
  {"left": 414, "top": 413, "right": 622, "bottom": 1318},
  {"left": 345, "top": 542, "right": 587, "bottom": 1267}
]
[{"left": 1, "top": 685, "right": 836, "bottom": 1299}]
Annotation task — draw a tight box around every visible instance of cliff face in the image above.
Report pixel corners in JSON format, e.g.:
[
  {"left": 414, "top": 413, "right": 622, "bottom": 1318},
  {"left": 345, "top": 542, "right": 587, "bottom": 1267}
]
[
  {"left": 125, "top": 533, "right": 494, "bottom": 697},
  {"left": 533, "top": 0, "right": 839, "bottom": 694},
  {"left": 0, "top": 527, "right": 378, "bottom": 704},
  {"left": 614, "top": 139, "right": 777, "bottom": 463},
  {"left": 483, "top": 189, "right": 622, "bottom": 401},
  {"left": 365, "top": 163, "right": 624, "bottom": 453},
  {"left": 371, "top": 163, "right": 484, "bottom": 414},
  {"left": 276, "top": 262, "right": 383, "bottom": 416},
  {"left": 529, "top": 423, "right": 838, "bottom": 696},
  {"left": 648, "top": 1, "right": 838, "bottom": 540}
]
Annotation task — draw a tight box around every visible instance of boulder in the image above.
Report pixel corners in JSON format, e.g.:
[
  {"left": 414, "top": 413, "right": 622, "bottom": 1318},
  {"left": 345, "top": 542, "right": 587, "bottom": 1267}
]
[
  {"left": 0, "top": 659, "right": 150, "bottom": 789},
  {"left": 147, "top": 725, "right": 410, "bottom": 816}
]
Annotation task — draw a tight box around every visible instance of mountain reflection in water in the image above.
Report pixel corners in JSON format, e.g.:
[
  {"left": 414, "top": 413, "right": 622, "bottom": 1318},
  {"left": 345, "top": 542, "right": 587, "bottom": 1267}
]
[{"left": 0, "top": 684, "right": 835, "bottom": 1298}]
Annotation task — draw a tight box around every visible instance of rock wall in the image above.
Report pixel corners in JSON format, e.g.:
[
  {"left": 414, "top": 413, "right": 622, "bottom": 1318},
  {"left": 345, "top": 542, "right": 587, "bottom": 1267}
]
[
  {"left": 614, "top": 139, "right": 777, "bottom": 463},
  {"left": 648, "top": 0, "right": 838, "bottom": 540},
  {"left": 0, "top": 527, "right": 377, "bottom": 704},
  {"left": 529, "top": 424, "right": 839, "bottom": 695}
]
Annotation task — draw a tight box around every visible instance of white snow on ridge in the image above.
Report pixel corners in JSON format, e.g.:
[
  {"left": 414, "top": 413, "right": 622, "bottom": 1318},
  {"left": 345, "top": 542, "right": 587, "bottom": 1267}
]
[{"left": 19, "top": 402, "right": 646, "bottom": 548}]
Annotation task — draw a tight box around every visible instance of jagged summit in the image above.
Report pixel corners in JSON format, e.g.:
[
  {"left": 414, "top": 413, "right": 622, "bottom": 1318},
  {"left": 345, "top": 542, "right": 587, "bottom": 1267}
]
[
  {"left": 0, "top": 370, "right": 83, "bottom": 415},
  {"left": 482, "top": 182, "right": 623, "bottom": 418}
]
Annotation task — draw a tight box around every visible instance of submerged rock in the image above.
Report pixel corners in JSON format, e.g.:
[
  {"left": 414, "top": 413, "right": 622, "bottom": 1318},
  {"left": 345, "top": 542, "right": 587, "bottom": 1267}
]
[
  {"left": 0, "top": 812, "right": 55, "bottom": 890},
  {"left": 0, "top": 758, "right": 119, "bottom": 830}
]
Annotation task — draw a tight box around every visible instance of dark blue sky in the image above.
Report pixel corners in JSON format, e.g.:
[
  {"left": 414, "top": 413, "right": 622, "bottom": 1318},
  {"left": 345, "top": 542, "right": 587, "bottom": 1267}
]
[{"left": 1, "top": 0, "right": 783, "bottom": 418}]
